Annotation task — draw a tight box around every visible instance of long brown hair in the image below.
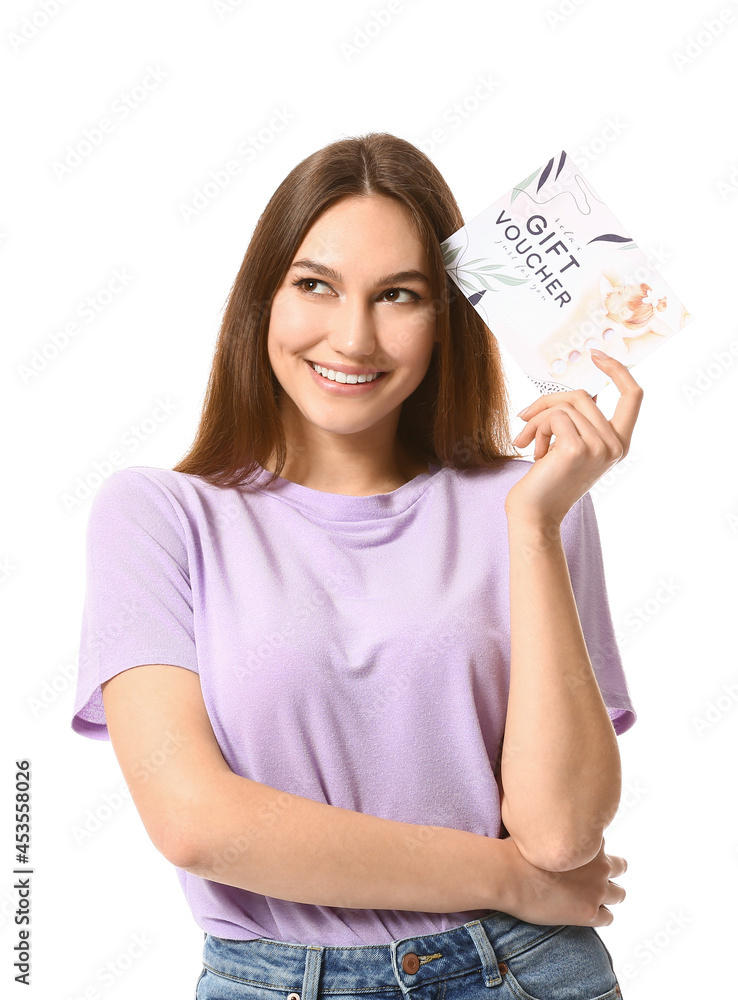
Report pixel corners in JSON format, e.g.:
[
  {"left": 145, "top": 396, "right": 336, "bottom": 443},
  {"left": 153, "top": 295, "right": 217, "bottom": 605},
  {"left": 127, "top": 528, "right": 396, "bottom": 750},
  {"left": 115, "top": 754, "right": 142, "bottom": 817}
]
[{"left": 173, "top": 131, "right": 520, "bottom": 490}]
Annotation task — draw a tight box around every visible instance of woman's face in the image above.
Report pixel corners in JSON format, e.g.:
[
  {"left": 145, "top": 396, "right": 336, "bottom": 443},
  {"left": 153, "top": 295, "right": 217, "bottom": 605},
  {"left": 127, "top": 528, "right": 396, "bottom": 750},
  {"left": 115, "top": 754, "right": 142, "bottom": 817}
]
[
  {"left": 267, "top": 194, "right": 439, "bottom": 451},
  {"left": 605, "top": 286, "right": 635, "bottom": 320}
]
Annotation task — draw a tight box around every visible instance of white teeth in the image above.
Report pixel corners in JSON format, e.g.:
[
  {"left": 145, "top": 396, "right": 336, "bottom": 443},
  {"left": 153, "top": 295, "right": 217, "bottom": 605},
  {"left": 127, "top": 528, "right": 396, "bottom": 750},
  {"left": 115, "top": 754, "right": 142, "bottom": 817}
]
[{"left": 310, "top": 362, "right": 383, "bottom": 384}]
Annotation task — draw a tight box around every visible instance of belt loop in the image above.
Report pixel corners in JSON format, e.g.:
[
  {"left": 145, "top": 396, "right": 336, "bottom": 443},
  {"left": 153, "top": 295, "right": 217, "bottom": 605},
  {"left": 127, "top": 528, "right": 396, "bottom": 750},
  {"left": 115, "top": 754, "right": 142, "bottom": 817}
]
[
  {"left": 301, "top": 945, "right": 325, "bottom": 1000},
  {"left": 464, "top": 920, "right": 503, "bottom": 987}
]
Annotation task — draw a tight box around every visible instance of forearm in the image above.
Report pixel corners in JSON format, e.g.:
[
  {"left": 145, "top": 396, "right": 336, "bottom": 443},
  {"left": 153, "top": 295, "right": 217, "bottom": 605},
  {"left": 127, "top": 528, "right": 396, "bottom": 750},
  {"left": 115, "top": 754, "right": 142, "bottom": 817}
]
[
  {"left": 177, "top": 770, "right": 518, "bottom": 913},
  {"left": 502, "top": 508, "right": 621, "bottom": 869}
]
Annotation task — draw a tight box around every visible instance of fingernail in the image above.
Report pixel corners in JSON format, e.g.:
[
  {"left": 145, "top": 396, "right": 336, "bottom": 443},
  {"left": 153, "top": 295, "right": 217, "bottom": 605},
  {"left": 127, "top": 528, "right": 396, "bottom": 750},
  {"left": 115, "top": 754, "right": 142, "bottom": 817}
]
[
  {"left": 589, "top": 348, "right": 607, "bottom": 359},
  {"left": 517, "top": 406, "right": 531, "bottom": 417}
]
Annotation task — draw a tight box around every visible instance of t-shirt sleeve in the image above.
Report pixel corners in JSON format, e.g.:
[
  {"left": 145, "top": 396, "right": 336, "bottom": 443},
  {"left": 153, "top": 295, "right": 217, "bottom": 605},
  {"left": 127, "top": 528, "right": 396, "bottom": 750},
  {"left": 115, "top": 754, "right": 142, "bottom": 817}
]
[
  {"left": 559, "top": 490, "right": 636, "bottom": 736},
  {"left": 71, "top": 468, "right": 199, "bottom": 742}
]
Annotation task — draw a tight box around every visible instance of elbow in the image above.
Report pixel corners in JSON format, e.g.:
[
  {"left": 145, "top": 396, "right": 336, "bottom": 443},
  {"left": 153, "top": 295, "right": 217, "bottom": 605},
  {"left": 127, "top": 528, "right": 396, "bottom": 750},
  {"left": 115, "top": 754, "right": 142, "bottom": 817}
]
[
  {"left": 156, "top": 808, "right": 210, "bottom": 874},
  {"left": 502, "top": 803, "right": 610, "bottom": 873},
  {"left": 163, "top": 832, "right": 207, "bottom": 873},
  {"left": 508, "top": 809, "right": 609, "bottom": 871},
  {"left": 527, "top": 841, "right": 602, "bottom": 873},
  {"left": 520, "top": 829, "right": 606, "bottom": 872}
]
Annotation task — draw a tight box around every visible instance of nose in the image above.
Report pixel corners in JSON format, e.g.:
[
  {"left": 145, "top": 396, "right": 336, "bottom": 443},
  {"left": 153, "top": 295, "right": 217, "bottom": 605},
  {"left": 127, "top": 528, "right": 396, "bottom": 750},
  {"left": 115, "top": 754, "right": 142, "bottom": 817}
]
[{"left": 326, "top": 293, "right": 387, "bottom": 368}]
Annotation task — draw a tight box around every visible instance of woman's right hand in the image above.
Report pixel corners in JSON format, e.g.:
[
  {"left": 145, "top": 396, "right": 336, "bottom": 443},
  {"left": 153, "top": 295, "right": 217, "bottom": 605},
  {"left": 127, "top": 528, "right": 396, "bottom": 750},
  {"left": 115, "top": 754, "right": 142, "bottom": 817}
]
[{"left": 497, "top": 836, "right": 627, "bottom": 927}]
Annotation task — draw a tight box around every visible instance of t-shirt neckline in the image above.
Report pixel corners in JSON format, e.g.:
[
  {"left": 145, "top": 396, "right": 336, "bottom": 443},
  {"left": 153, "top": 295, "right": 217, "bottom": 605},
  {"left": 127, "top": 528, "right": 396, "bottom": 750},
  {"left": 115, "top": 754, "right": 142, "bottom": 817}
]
[{"left": 246, "top": 462, "right": 443, "bottom": 522}]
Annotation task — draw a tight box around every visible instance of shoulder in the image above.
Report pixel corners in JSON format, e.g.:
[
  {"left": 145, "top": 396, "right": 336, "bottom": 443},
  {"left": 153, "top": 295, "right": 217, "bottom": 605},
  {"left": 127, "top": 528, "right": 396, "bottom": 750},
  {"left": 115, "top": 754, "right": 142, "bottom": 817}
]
[
  {"left": 86, "top": 467, "right": 214, "bottom": 543},
  {"left": 447, "top": 457, "right": 534, "bottom": 483},
  {"left": 447, "top": 457, "right": 537, "bottom": 497},
  {"left": 97, "top": 464, "right": 195, "bottom": 493},
  {"left": 92, "top": 465, "right": 217, "bottom": 511},
  {"left": 450, "top": 458, "right": 594, "bottom": 531},
  {"left": 84, "top": 467, "right": 212, "bottom": 563}
]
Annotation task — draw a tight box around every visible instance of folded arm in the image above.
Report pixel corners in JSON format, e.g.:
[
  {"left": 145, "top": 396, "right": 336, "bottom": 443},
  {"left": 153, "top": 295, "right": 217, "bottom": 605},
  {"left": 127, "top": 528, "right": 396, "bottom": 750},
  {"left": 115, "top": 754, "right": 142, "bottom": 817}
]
[{"left": 101, "top": 664, "right": 518, "bottom": 913}]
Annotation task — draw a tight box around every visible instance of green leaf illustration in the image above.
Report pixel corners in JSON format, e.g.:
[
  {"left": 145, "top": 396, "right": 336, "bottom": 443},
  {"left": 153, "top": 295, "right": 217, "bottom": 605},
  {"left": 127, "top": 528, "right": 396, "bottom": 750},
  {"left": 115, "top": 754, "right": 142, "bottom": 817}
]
[
  {"left": 511, "top": 167, "right": 540, "bottom": 204},
  {"left": 488, "top": 273, "right": 529, "bottom": 287},
  {"left": 476, "top": 275, "right": 499, "bottom": 291},
  {"left": 446, "top": 248, "right": 529, "bottom": 295},
  {"left": 442, "top": 244, "right": 463, "bottom": 265},
  {"left": 457, "top": 276, "right": 478, "bottom": 291}
]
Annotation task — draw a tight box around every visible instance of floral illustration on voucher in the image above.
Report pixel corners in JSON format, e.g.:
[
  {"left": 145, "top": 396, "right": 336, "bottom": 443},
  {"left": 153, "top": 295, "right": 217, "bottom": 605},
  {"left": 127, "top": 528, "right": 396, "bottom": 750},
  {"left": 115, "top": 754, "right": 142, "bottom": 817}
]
[{"left": 441, "top": 150, "right": 693, "bottom": 395}]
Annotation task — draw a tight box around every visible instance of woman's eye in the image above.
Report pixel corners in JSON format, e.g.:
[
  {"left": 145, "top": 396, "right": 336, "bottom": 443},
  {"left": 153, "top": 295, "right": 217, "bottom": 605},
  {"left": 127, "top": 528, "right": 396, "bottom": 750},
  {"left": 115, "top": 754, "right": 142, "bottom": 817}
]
[
  {"left": 383, "top": 287, "right": 420, "bottom": 303},
  {"left": 293, "top": 278, "right": 330, "bottom": 295}
]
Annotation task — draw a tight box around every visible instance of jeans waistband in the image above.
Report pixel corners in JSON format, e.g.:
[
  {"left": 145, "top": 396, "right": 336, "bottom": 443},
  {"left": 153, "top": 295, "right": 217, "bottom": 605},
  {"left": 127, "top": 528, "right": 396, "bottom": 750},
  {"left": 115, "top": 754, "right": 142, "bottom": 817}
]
[{"left": 202, "top": 910, "right": 569, "bottom": 999}]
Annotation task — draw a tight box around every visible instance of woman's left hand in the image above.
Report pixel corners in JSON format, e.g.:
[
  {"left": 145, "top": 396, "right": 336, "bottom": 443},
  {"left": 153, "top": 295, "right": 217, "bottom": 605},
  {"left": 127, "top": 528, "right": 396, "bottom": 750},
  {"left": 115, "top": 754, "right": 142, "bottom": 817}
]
[{"left": 505, "top": 352, "right": 644, "bottom": 526}]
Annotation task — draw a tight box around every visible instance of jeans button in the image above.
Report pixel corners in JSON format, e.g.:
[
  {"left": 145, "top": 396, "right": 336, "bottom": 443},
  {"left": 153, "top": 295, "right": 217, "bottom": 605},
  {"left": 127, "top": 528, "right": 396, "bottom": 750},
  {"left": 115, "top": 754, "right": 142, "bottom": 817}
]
[
  {"left": 498, "top": 963, "right": 508, "bottom": 975},
  {"left": 287, "top": 993, "right": 300, "bottom": 1000},
  {"left": 402, "top": 953, "right": 420, "bottom": 974}
]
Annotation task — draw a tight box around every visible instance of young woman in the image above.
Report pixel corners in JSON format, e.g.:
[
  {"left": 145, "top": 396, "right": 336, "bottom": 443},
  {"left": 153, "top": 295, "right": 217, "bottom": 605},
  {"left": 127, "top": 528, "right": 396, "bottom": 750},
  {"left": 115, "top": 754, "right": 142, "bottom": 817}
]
[{"left": 72, "top": 132, "right": 640, "bottom": 1000}]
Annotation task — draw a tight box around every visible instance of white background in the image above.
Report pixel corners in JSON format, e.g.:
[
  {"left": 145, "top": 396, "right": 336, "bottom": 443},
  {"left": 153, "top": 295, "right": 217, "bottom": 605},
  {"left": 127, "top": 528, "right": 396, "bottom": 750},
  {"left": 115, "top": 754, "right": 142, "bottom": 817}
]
[{"left": 2, "top": 0, "right": 736, "bottom": 996}]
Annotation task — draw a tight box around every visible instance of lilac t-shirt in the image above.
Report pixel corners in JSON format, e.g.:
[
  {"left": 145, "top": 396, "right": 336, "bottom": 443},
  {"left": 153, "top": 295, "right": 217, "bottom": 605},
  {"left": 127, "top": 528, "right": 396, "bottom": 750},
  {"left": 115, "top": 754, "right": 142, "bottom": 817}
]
[{"left": 71, "top": 459, "right": 636, "bottom": 946}]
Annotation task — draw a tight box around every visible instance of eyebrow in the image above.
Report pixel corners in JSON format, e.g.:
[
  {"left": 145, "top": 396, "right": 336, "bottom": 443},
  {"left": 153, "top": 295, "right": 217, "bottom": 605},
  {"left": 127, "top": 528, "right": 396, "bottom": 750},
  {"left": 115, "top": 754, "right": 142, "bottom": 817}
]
[{"left": 290, "top": 257, "right": 431, "bottom": 288}]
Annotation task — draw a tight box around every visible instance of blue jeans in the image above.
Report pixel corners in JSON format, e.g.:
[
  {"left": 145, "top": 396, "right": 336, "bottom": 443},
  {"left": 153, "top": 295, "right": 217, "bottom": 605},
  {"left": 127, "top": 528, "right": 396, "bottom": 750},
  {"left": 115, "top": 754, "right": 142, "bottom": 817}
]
[{"left": 194, "top": 910, "right": 622, "bottom": 999}]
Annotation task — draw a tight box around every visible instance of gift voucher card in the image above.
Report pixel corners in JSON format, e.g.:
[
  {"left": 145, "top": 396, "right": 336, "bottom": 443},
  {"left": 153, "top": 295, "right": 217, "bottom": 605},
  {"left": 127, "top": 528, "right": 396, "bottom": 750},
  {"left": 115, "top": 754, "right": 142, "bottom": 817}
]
[{"left": 441, "top": 150, "right": 693, "bottom": 395}]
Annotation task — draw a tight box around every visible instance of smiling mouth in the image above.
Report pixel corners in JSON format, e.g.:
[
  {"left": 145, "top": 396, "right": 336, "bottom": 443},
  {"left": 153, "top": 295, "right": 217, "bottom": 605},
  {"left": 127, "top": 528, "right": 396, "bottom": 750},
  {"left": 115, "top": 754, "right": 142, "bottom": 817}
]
[{"left": 306, "top": 360, "right": 389, "bottom": 382}]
